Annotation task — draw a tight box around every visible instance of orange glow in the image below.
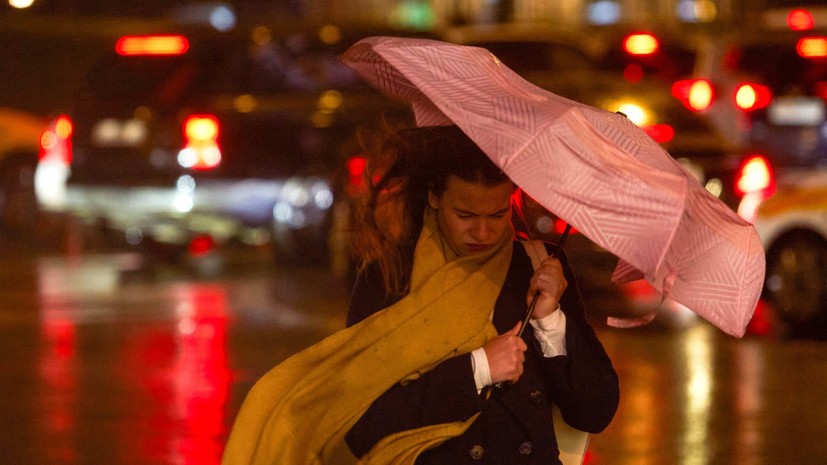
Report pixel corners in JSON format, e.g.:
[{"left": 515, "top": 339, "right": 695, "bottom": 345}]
[
  {"left": 623, "top": 33, "right": 659, "bottom": 56},
  {"left": 734, "top": 83, "right": 772, "bottom": 111},
  {"left": 735, "top": 154, "right": 775, "bottom": 197},
  {"left": 797, "top": 36, "right": 827, "bottom": 58},
  {"left": 787, "top": 8, "right": 815, "bottom": 31},
  {"left": 55, "top": 115, "right": 73, "bottom": 139},
  {"left": 181, "top": 115, "right": 221, "bottom": 170},
  {"left": 185, "top": 115, "right": 219, "bottom": 142},
  {"left": 39, "top": 114, "right": 73, "bottom": 163},
  {"left": 115, "top": 35, "right": 190, "bottom": 56},
  {"left": 672, "top": 79, "right": 715, "bottom": 111}
]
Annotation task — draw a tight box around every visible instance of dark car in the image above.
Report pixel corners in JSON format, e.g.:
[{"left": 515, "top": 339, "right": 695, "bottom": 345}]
[{"left": 45, "top": 20, "right": 425, "bottom": 269}]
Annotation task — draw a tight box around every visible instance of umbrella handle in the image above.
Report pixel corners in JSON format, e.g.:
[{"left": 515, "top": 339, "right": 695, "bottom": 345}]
[{"left": 516, "top": 223, "right": 572, "bottom": 338}]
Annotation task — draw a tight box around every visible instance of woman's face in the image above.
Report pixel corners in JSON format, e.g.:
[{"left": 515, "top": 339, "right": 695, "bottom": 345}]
[{"left": 428, "top": 176, "right": 514, "bottom": 256}]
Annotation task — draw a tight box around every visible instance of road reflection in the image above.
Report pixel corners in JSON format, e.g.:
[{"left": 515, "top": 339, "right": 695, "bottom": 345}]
[
  {"left": 37, "top": 255, "right": 231, "bottom": 465},
  {"left": 8, "top": 250, "right": 825, "bottom": 464}
]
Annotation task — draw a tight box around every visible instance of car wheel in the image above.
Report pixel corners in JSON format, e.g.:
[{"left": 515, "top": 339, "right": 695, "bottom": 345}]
[
  {"left": 764, "top": 230, "right": 827, "bottom": 332},
  {"left": 0, "top": 154, "right": 39, "bottom": 236}
]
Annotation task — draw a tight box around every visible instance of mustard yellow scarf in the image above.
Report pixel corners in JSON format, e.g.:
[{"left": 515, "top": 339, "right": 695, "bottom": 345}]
[{"left": 221, "top": 209, "right": 513, "bottom": 465}]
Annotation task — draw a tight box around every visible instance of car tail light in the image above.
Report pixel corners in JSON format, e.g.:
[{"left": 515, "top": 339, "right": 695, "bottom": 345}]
[
  {"left": 788, "top": 9, "right": 815, "bottom": 31},
  {"left": 735, "top": 154, "right": 776, "bottom": 222},
  {"left": 622, "top": 63, "right": 644, "bottom": 83},
  {"left": 797, "top": 36, "right": 827, "bottom": 58},
  {"left": 115, "top": 35, "right": 189, "bottom": 56},
  {"left": 672, "top": 79, "right": 715, "bottom": 111},
  {"left": 39, "top": 114, "right": 73, "bottom": 164},
  {"left": 178, "top": 115, "right": 221, "bottom": 170},
  {"left": 346, "top": 155, "right": 367, "bottom": 196},
  {"left": 188, "top": 234, "right": 215, "bottom": 257},
  {"left": 642, "top": 123, "right": 675, "bottom": 144},
  {"left": 735, "top": 154, "right": 775, "bottom": 197},
  {"left": 623, "top": 32, "right": 659, "bottom": 56},
  {"left": 734, "top": 83, "right": 772, "bottom": 111}
]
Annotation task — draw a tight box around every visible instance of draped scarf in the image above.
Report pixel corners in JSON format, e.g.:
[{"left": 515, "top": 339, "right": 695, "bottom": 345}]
[{"left": 221, "top": 208, "right": 513, "bottom": 464}]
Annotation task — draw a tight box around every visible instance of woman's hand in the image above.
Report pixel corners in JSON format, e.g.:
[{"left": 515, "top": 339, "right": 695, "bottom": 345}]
[
  {"left": 484, "top": 322, "right": 528, "bottom": 385},
  {"left": 528, "top": 256, "right": 567, "bottom": 320}
]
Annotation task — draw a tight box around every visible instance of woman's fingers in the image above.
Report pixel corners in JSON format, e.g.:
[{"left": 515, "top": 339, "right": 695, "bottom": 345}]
[{"left": 484, "top": 322, "right": 528, "bottom": 384}]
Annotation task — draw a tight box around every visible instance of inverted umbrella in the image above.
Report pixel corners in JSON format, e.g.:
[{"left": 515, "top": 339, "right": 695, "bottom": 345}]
[{"left": 341, "top": 36, "right": 765, "bottom": 337}]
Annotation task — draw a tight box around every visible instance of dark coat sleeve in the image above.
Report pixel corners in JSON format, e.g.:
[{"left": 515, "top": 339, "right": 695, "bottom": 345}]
[
  {"left": 343, "top": 263, "right": 485, "bottom": 458},
  {"left": 531, "top": 244, "right": 620, "bottom": 433}
]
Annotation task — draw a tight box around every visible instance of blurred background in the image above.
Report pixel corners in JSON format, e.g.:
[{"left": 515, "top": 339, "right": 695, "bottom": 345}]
[{"left": 2, "top": 1, "right": 827, "bottom": 464}]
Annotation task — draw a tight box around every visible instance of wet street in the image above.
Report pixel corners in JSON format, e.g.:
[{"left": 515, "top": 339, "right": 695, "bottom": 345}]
[{"left": 1, "top": 235, "right": 826, "bottom": 465}]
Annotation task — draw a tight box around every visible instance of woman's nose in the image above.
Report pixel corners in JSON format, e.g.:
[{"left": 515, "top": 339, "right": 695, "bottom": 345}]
[{"left": 471, "top": 220, "right": 492, "bottom": 242}]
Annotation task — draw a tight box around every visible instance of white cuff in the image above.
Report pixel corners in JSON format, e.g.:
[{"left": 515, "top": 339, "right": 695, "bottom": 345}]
[
  {"left": 529, "top": 305, "right": 567, "bottom": 357},
  {"left": 470, "top": 347, "right": 491, "bottom": 393}
]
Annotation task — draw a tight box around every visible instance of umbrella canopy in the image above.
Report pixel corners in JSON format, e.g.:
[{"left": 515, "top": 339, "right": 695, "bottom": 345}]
[{"left": 341, "top": 36, "right": 765, "bottom": 338}]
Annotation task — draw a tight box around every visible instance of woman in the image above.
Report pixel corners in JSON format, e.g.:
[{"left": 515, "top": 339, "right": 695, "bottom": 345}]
[{"left": 344, "top": 125, "right": 619, "bottom": 464}]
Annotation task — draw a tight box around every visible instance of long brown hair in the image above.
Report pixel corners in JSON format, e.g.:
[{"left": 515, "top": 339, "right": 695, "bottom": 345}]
[{"left": 350, "top": 125, "right": 513, "bottom": 296}]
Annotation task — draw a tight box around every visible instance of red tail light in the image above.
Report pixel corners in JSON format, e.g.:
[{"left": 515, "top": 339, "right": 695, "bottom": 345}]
[
  {"left": 788, "top": 9, "right": 815, "bottom": 31},
  {"left": 188, "top": 234, "right": 215, "bottom": 257},
  {"left": 39, "top": 114, "right": 73, "bottom": 164},
  {"left": 672, "top": 79, "right": 715, "bottom": 111},
  {"left": 735, "top": 154, "right": 775, "bottom": 197},
  {"left": 734, "top": 83, "right": 772, "bottom": 111},
  {"left": 623, "top": 33, "right": 659, "bottom": 56},
  {"left": 115, "top": 35, "right": 189, "bottom": 56},
  {"left": 346, "top": 156, "right": 367, "bottom": 195},
  {"left": 179, "top": 115, "right": 221, "bottom": 170},
  {"left": 642, "top": 123, "right": 675, "bottom": 143}
]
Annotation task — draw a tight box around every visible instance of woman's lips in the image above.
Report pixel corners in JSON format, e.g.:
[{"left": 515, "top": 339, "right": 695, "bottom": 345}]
[{"left": 466, "top": 244, "right": 488, "bottom": 252}]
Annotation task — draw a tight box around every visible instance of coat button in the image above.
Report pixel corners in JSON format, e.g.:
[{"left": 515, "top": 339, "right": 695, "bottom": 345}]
[
  {"left": 518, "top": 441, "right": 533, "bottom": 455},
  {"left": 469, "top": 444, "right": 484, "bottom": 460},
  {"left": 529, "top": 390, "right": 543, "bottom": 404}
]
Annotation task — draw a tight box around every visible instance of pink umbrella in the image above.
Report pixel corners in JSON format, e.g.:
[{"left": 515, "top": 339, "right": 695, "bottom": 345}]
[{"left": 341, "top": 36, "right": 765, "bottom": 338}]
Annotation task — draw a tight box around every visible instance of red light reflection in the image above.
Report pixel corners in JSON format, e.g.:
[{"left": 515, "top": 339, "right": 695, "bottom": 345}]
[{"left": 38, "top": 274, "right": 232, "bottom": 465}]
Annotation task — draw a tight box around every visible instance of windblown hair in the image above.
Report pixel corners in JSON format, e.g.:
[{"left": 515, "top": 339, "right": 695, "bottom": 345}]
[{"left": 350, "top": 125, "right": 513, "bottom": 296}]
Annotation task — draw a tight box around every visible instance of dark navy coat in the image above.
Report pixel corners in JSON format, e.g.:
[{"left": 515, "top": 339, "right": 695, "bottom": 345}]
[{"left": 345, "top": 241, "right": 619, "bottom": 465}]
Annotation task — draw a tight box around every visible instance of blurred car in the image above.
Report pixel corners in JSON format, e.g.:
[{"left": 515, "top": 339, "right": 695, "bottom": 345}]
[
  {"left": 40, "top": 19, "right": 425, "bottom": 268},
  {"left": 753, "top": 169, "right": 827, "bottom": 337},
  {"left": 0, "top": 107, "right": 47, "bottom": 236},
  {"left": 714, "top": 7, "right": 827, "bottom": 335}
]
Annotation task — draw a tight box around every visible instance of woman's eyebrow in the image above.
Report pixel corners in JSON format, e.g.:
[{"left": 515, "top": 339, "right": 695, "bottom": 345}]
[{"left": 454, "top": 206, "right": 511, "bottom": 216}]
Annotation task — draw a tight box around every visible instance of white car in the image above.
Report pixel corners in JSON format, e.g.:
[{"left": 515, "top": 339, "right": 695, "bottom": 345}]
[{"left": 752, "top": 169, "right": 827, "bottom": 335}]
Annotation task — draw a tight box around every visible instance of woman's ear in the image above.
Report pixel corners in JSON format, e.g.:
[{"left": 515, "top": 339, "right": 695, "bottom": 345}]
[{"left": 427, "top": 190, "right": 438, "bottom": 210}]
